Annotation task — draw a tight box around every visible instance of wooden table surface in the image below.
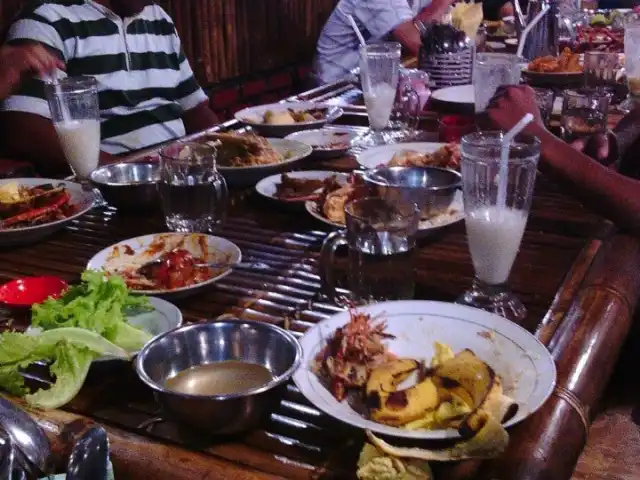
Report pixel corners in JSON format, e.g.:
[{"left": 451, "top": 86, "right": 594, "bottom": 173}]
[{"left": 2, "top": 80, "right": 640, "bottom": 479}]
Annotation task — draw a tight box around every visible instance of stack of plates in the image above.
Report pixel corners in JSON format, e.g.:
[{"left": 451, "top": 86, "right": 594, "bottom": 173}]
[{"left": 421, "top": 51, "right": 473, "bottom": 89}]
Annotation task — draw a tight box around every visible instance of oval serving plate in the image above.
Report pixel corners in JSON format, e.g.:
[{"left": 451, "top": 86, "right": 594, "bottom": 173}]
[
  {"left": 356, "top": 142, "right": 448, "bottom": 170},
  {"left": 293, "top": 300, "right": 557, "bottom": 440},
  {"left": 0, "top": 178, "right": 95, "bottom": 247},
  {"left": 285, "top": 128, "right": 358, "bottom": 159},
  {"left": 255, "top": 171, "right": 348, "bottom": 205},
  {"left": 86, "top": 233, "right": 241, "bottom": 299}
]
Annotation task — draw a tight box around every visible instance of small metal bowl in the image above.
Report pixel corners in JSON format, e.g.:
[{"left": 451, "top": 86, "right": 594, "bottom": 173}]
[
  {"left": 362, "top": 166, "right": 461, "bottom": 218},
  {"left": 90, "top": 162, "right": 160, "bottom": 211},
  {"left": 135, "top": 320, "right": 302, "bottom": 435}
]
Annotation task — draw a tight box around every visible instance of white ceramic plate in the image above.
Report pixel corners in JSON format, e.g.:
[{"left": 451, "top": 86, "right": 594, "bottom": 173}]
[
  {"left": 255, "top": 171, "right": 348, "bottom": 204},
  {"left": 235, "top": 102, "right": 344, "bottom": 138},
  {"left": 86, "top": 233, "right": 241, "bottom": 299},
  {"left": 356, "top": 142, "right": 448, "bottom": 170},
  {"left": 95, "top": 297, "right": 183, "bottom": 361},
  {"left": 293, "top": 300, "right": 557, "bottom": 440},
  {"left": 285, "top": 128, "right": 359, "bottom": 158},
  {"left": 218, "top": 138, "right": 313, "bottom": 187},
  {"left": 305, "top": 189, "right": 464, "bottom": 234},
  {"left": 0, "top": 178, "right": 95, "bottom": 247},
  {"left": 430, "top": 85, "right": 474, "bottom": 106}
]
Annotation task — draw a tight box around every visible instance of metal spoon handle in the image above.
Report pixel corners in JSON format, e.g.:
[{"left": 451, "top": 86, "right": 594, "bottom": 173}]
[{"left": 195, "top": 262, "right": 275, "bottom": 271}]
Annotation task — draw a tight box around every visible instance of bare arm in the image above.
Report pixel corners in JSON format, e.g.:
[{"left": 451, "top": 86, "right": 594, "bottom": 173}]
[
  {"left": 0, "top": 111, "right": 116, "bottom": 175},
  {"left": 488, "top": 85, "right": 640, "bottom": 236},
  {"left": 391, "top": 0, "right": 456, "bottom": 55},
  {"left": 182, "top": 101, "right": 219, "bottom": 135}
]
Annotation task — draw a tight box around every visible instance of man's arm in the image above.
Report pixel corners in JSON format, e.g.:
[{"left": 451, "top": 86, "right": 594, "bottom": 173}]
[
  {"left": 391, "top": 0, "right": 457, "bottom": 54},
  {"left": 488, "top": 85, "right": 640, "bottom": 237},
  {"left": 182, "top": 101, "right": 219, "bottom": 135}
]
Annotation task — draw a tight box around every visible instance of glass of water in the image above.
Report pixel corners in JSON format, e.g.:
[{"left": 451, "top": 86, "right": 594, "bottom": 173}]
[
  {"left": 357, "top": 42, "right": 401, "bottom": 147},
  {"left": 457, "top": 132, "right": 540, "bottom": 322},
  {"left": 561, "top": 89, "right": 609, "bottom": 143},
  {"left": 621, "top": 14, "right": 640, "bottom": 113},
  {"left": 320, "top": 196, "right": 419, "bottom": 306},
  {"left": 158, "top": 141, "right": 228, "bottom": 233},
  {"left": 391, "top": 69, "right": 430, "bottom": 141},
  {"left": 473, "top": 53, "right": 523, "bottom": 113},
  {"left": 532, "top": 88, "right": 554, "bottom": 126}
]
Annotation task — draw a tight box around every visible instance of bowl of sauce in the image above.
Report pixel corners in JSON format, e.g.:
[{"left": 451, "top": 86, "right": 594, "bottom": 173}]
[{"left": 135, "top": 320, "right": 302, "bottom": 434}]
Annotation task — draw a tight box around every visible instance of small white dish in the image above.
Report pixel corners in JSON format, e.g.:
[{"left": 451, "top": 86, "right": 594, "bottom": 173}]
[
  {"left": 430, "top": 84, "right": 475, "bottom": 106},
  {"left": 293, "top": 300, "right": 557, "bottom": 440},
  {"left": 285, "top": 128, "right": 358, "bottom": 158}
]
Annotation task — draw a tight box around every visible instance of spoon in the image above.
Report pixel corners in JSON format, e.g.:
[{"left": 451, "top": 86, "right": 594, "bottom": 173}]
[
  {"left": 0, "top": 397, "right": 51, "bottom": 477},
  {"left": 66, "top": 426, "right": 109, "bottom": 480},
  {"left": 137, "top": 259, "right": 275, "bottom": 276}
]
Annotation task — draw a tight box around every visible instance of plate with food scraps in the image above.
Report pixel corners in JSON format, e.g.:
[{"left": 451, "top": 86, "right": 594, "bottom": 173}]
[
  {"left": 197, "top": 132, "right": 313, "bottom": 186},
  {"left": 86, "top": 233, "right": 241, "bottom": 299},
  {"left": 293, "top": 300, "right": 556, "bottom": 440},
  {"left": 285, "top": 128, "right": 359, "bottom": 158},
  {"left": 305, "top": 189, "right": 464, "bottom": 234},
  {"left": 255, "top": 171, "right": 349, "bottom": 205},
  {"left": 356, "top": 142, "right": 456, "bottom": 171},
  {"left": 0, "top": 178, "right": 95, "bottom": 247},
  {"left": 235, "top": 101, "right": 344, "bottom": 138}
]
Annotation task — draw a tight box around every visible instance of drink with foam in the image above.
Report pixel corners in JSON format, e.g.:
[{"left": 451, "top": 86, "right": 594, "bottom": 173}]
[
  {"left": 45, "top": 76, "right": 101, "bottom": 183},
  {"left": 55, "top": 119, "right": 100, "bottom": 179},
  {"left": 457, "top": 132, "right": 540, "bottom": 322}
]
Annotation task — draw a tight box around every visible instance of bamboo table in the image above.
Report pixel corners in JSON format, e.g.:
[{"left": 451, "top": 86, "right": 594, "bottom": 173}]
[{"left": 2, "top": 81, "right": 640, "bottom": 480}]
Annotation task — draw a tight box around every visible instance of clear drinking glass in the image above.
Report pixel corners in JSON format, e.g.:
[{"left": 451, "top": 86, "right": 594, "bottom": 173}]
[
  {"left": 391, "top": 69, "right": 431, "bottom": 141},
  {"left": 583, "top": 51, "right": 620, "bottom": 93},
  {"left": 457, "top": 132, "right": 540, "bottom": 322},
  {"left": 561, "top": 89, "right": 609, "bottom": 143},
  {"left": 621, "top": 14, "right": 640, "bottom": 113},
  {"left": 158, "top": 142, "right": 228, "bottom": 233},
  {"left": 473, "top": 53, "right": 523, "bottom": 113},
  {"left": 45, "top": 76, "right": 100, "bottom": 189},
  {"left": 532, "top": 88, "right": 554, "bottom": 126},
  {"left": 320, "top": 197, "right": 420, "bottom": 306},
  {"left": 358, "top": 43, "right": 402, "bottom": 147}
]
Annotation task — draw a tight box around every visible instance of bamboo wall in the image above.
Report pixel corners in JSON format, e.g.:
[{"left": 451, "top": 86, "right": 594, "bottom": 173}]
[{"left": 1, "top": 0, "right": 338, "bottom": 86}]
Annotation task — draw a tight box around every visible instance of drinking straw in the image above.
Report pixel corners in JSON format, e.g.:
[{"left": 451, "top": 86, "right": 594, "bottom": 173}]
[
  {"left": 347, "top": 15, "right": 366, "bottom": 47},
  {"left": 347, "top": 15, "right": 372, "bottom": 93},
  {"left": 516, "top": 4, "right": 551, "bottom": 59},
  {"left": 497, "top": 113, "right": 534, "bottom": 209}
]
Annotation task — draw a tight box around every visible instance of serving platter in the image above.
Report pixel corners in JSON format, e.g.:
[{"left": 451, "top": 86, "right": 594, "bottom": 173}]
[
  {"left": 0, "top": 178, "right": 95, "bottom": 247},
  {"left": 356, "top": 142, "right": 448, "bottom": 170},
  {"left": 218, "top": 138, "right": 313, "bottom": 187},
  {"left": 255, "top": 171, "right": 348, "bottom": 205},
  {"left": 235, "top": 101, "right": 344, "bottom": 138},
  {"left": 284, "top": 128, "right": 358, "bottom": 158},
  {"left": 293, "top": 300, "right": 557, "bottom": 440},
  {"left": 86, "top": 233, "right": 241, "bottom": 299},
  {"left": 305, "top": 189, "right": 464, "bottom": 234},
  {"left": 521, "top": 69, "right": 585, "bottom": 88}
]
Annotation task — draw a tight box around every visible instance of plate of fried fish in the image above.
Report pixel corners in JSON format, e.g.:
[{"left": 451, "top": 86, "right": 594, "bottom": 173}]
[
  {"left": 255, "top": 171, "right": 349, "bottom": 205},
  {"left": 522, "top": 48, "right": 585, "bottom": 87}
]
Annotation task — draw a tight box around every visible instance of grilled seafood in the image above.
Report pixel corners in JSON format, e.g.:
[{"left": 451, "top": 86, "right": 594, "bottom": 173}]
[
  {"left": 274, "top": 174, "right": 326, "bottom": 201},
  {"left": 317, "top": 174, "right": 367, "bottom": 225},
  {"left": 527, "top": 48, "right": 583, "bottom": 73},
  {"left": 0, "top": 183, "right": 78, "bottom": 229}
]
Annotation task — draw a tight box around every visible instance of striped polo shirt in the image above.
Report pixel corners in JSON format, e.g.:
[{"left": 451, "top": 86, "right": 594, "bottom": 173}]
[{"left": 1, "top": 0, "right": 209, "bottom": 155}]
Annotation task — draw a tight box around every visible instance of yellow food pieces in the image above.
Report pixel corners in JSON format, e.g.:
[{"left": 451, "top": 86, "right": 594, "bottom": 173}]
[{"left": 0, "top": 183, "right": 25, "bottom": 204}]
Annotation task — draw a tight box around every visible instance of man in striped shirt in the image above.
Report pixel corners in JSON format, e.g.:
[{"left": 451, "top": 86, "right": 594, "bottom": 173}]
[{"left": 0, "top": 0, "right": 219, "bottom": 174}]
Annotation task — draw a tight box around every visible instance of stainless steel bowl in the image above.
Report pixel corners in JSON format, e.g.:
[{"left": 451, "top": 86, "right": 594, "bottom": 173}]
[
  {"left": 90, "top": 162, "right": 160, "bottom": 211},
  {"left": 362, "top": 166, "right": 461, "bottom": 218},
  {"left": 135, "top": 321, "right": 302, "bottom": 434}
]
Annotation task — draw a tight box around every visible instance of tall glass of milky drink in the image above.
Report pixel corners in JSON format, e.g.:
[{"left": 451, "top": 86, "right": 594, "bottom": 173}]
[
  {"left": 358, "top": 42, "right": 401, "bottom": 147},
  {"left": 45, "top": 77, "right": 100, "bottom": 190},
  {"left": 458, "top": 132, "right": 540, "bottom": 322}
]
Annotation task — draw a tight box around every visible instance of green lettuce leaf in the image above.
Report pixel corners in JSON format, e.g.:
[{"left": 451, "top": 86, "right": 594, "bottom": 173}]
[{"left": 31, "top": 270, "right": 152, "bottom": 352}]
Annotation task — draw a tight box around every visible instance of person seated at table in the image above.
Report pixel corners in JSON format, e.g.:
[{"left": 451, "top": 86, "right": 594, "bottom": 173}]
[
  {"left": 0, "top": 44, "right": 63, "bottom": 101},
  {"left": 487, "top": 85, "right": 640, "bottom": 237},
  {"left": 0, "top": 0, "right": 219, "bottom": 175},
  {"left": 313, "top": 0, "right": 457, "bottom": 85}
]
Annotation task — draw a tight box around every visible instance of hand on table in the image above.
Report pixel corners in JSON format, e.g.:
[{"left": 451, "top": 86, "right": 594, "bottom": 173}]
[
  {"left": 486, "top": 85, "right": 546, "bottom": 136},
  {"left": 0, "top": 44, "right": 65, "bottom": 100}
]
